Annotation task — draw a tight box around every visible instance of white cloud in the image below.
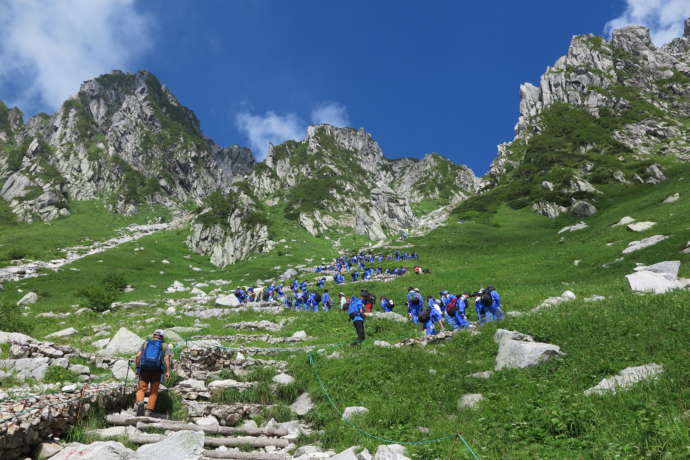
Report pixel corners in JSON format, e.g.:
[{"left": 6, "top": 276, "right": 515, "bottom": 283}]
[
  {"left": 235, "top": 111, "right": 305, "bottom": 161},
  {"left": 605, "top": 0, "right": 690, "bottom": 45},
  {"left": 236, "top": 102, "right": 350, "bottom": 160},
  {"left": 311, "top": 102, "right": 350, "bottom": 127},
  {"left": 0, "top": 0, "right": 153, "bottom": 112}
]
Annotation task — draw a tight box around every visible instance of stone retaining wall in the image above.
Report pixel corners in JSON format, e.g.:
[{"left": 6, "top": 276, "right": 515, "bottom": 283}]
[{"left": 0, "top": 382, "right": 135, "bottom": 459}]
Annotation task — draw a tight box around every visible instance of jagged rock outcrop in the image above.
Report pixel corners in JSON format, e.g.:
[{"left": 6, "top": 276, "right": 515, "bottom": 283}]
[
  {"left": 486, "top": 19, "right": 690, "bottom": 218},
  {"left": 0, "top": 70, "right": 254, "bottom": 222},
  {"left": 188, "top": 124, "right": 479, "bottom": 266}
]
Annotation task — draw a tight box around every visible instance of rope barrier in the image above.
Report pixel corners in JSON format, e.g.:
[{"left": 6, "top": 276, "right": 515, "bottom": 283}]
[{"left": 306, "top": 351, "right": 481, "bottom": 459}]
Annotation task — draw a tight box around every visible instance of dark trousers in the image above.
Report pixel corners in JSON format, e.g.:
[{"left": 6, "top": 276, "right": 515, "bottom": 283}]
[{"left": 353, "top": 320, "right": 365, "bottom": 342}]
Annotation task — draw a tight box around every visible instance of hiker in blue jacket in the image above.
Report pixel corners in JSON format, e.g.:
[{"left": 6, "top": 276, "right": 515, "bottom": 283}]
[
  {"left": 322, "top": 290, "right": 331, "bottom": 312},
  {"left": 307, "top": 291, "right": 317, "bottom": 312},
  {"left": 295, "top": 290, "right": 305, "bottom": 311},
  {"left": 317, "top": 277, "right": 325, "bottom": 289},
  {"left": 440, "top": 291, "right": 458, "bottom": 329},
  {"left": 291, "top": 280, "right": 298, "bottom": 292},
  {"left": 407, "top": 287, "right": 423, "bottom": 323},
  {"left": 300, "top": 281, "right": 308, "bottom": 291},
  {"left": 426, "top": 299, "right": 445, "bottom": 335},
  {"left": 352, "top": 271, "right": 359, "bottom": 282},
  {"left": 380, "top": 296, "right": 393, "bottom": 312},
  {"left": 347, "top": 295, "right": 366, "bottom": 344},
  {"left": 483, "top": 285, "right": 505, "bottom": 322},
  {"left": 453, "top": 292, "right": 471, "bottom": 329}
]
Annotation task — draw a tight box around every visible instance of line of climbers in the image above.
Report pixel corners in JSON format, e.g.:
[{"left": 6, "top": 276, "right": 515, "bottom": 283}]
[
  {"left": 314, "top": 250, "right": 419, "bottom": 274},
  {"left": 347, "top": 285, "right": 504, "bottom": 344}
]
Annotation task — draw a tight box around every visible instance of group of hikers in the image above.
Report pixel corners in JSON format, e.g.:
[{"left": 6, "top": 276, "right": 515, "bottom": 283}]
[
  {"left": 347, "top": 285, "right": 504, "bottom": 343},
  {"left": 133, "top": 246, "right": 502, "bottom": 414}
]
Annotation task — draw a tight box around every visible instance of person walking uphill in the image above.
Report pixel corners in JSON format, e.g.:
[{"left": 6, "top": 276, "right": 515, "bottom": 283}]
[
  {"left": 347, "top": 295, "right": 366, "bottom": 345},
  {"left": 134, "top": 330, "right": 172, "bottom": 417}
]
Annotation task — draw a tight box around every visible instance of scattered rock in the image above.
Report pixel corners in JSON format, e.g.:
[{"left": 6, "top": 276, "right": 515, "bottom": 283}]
[
  {"left": 494, "top": 329, "right": 564, "bottom": 370},
  {"left": 331, "top": 446, "right": 364, "bottom": 460},
  {"left": 626, "top": 261, "right": 690, "bottom": 294},
  {"left": 216, "top": 294, "right": 240, "bottom": 307},
  {"left": 569, "top": 200, "right": 597, "bottom": 217},
  {"left": 458, "top": 393, "right": 484, "bottom": 409},
  {"left": 627, "top": 221, "right": 656, "bottom": 232},
  {"left": 662, "top": 193, "right": 680, "bottom": 204},
  {"left": 272, "top": 373, "right": 295, "bottom": 385},
  {"left": 584, "top": 295, "right": 606, "bottom": 302},
  {"left": 366, "top": 311, "right": 407, "bottom": 323},
  {"left": 466, "top": 370, "right": 494, "bottom": 379},
  {"left": 532, "top": 290, "right": 576, "bottom": 311},
  {"left": 111, "top": 359, "right": 133, "bottom": 380},
  {"left": 92, "top": 338, "right": 110, "bottom": 349},
  {"left": 532, "top": 201, "right": 567, "bottom": 218},
  {"left": 50, "top": 441, "right": 137, "bottom": 460},
  {"left": 100, "top": 327, "right": 144, "bottom": 356},
  {"left": 36, "top": 442, "right": 63, "bottom": 459},
  {"left": 373, "top": 444, "right": 411, "bottom": 460},
  {"left": 584, "top": 363, "right": 663, "bottom": 395},
  {"left": 68, "top": 364, "right": 90, "bottom": 375},
  {"left": 612, "top": 216, "right": 635, "bottom": 227},
  {"left": 373, "top": 340, "right": 392, "bottom": 348},
  {"left": 194, "top": 415, "right": 219, "bottom": 426},
  {"left": 342, "top": 406, "right": 369, "bottom": 420},
  {"left": 558, "top": 221, "right": 588, "bottom": 234},
  {"left": 17, "top": 292, "right": 38, "bottom": 306},
  {"left": 279, "top": 268, "right": 298, "bottom": 281},
  {"left": 136, "top": 430, "right": 205, "bottom": 460},
  {"left": 45, "top": 327, "right": 78, "bottom": 339},
  {"left": 622, "top": 235, "right": 668, "bottom": 254},
  {"left": 291, "top": 392, "right": 314, "bottom": 416},
  {"left": 291, "top": 330, "right": 307, "bottom": 339}
]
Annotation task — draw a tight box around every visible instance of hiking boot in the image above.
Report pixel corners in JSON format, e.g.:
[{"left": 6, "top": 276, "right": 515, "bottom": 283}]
[
  {"left": 135, "top": 401, "right": 145, "bottom": 417},
  {"left": 144, "top": 409, "right": 152, "bottom": 417}
]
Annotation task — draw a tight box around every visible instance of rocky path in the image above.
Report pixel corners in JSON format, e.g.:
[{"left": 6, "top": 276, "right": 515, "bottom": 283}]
[{"left": 0, "top": 218, "right": 186, "bottom": 283}]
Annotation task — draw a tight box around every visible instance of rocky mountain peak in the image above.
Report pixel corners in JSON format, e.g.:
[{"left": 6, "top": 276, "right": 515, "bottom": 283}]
[
  {"left": 305, "top": 124, "right": 384, "bottom": 159},
  {"left": 612, "top": 25, "right": 656, "bottom": 54}
]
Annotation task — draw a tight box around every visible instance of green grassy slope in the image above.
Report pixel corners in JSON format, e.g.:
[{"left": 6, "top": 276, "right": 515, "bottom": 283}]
[
  {"left": 0, "top": 200, "right": 170, "bottom": 265},
  {"left": 0, "top": 171, "right": 689, "bottom": 458}
]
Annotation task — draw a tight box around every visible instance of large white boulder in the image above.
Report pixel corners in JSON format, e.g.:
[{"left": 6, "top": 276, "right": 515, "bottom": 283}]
[
  {"left": 584, "top": 363, "right": 663, "bottom": 395},
  {"left": 494, "top": 329, "right": 564, "bottom": 370},
  {"left": 331, "top": 446, "right": 363, "bottom": 460},
  {"left": 0, "top": 331, "right": 34, "bottom": 345},
  {"left": 136, "top": 430, "right": 205, "bottom": 460},
  {"left": 374, "top": 444, "right": 412, "bottom": 460},
  {"left": 622, "top": 235, "right": 667, "bottom": 254},
  {"left": 17, "top": 292, "right": 38, "bottom": 306},
  {"left": 216, "top": 294, "right": 240, "bottom": 307},
  {"left": 633, "top": 261, "right": 680, "bottom": 278},
  {"left": 625, "top": 270, "right": 689, "bottom": 294},
  {"left": 101, "top": 328, "right": 144, "bottom": 356},
  {"left": 50, "top": 441, "right": 137, "bottom": 460}
]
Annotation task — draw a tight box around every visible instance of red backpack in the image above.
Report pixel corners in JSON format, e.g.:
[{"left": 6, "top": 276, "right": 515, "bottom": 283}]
[{"left": 446, "top": 297, "right": 459, "bottom": 316}]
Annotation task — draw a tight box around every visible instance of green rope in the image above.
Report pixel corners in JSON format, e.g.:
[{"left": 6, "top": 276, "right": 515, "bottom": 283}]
[{"left": 307, "top": 352, "right": 481, "bottom": 459}]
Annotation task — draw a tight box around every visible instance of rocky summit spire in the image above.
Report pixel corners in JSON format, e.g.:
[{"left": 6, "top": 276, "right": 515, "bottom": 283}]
[
  {"left": 612, "top": 25, "right": 655, "bottom": 54},
  {"left": 685, "top": 17, "right": 690, "bottom": 38}
]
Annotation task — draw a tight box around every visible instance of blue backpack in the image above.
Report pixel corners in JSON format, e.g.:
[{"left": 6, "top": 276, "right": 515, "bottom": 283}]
[{"left": 140, "top": 339, "right": 165, "bottom": 372}]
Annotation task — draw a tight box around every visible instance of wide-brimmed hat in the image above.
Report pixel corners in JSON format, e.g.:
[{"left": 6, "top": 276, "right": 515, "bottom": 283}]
[{"left": 153, "top": 330, "right": 165, "bottom": 338}]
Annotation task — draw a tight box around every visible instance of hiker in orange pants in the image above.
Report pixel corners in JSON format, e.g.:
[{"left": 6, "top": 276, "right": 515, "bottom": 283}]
[{"left": 134, "top": 330, "right": 172, "bottom": 417}]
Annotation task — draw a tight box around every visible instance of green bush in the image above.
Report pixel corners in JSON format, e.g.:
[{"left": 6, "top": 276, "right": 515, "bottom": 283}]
[
  {"left": 0, "top": 303, "right": 32, "bottom": 334},
  {"left": 75, "top": 273, "right": 128, "bottom": 312}
]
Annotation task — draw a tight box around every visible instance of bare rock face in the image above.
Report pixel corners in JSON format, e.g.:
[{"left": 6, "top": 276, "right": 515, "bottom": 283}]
[
  {"left": 486, "top": 19, "right": 690, "bottom": 219},
  {"left": 186, "top": 220, "right": 275, "bottom": 269},
  {"left": 1, "top": 70, "right": 254, "bottom": 222}
]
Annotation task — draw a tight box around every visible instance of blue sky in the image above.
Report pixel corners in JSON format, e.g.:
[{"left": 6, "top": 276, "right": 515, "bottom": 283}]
[{"left": 1, "top": 0, "right": 690, "bottom": 174}]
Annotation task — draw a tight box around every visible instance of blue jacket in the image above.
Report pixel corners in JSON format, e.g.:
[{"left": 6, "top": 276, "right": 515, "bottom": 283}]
[
  {"left": 322, "top": 293, "right": 331, "bottom": 305},
  {"left": 348, "top": 297, "right": 364, "bottom": 321},
  {"left": 491, "top": 290, "right": 501, "bottom": 308}
]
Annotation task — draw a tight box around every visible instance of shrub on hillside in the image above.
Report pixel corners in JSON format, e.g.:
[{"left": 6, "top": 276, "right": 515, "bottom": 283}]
[
  {"left": 75, "top": 273, "right": 128, "bottom": 312},
  {"left": 43, "top": 366, "right": 80, "bottom": 384},
  {"left": 0, "top": 303, "right": 33, "bottom": 334}
]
